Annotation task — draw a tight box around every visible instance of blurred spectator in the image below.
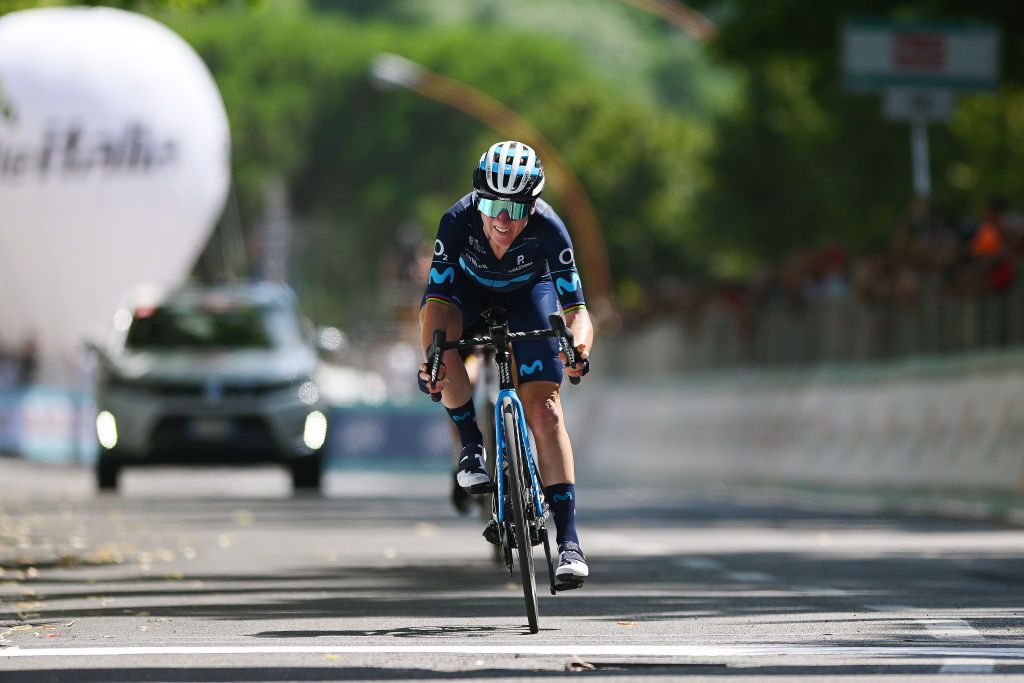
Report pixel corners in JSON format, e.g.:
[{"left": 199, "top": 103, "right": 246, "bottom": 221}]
[{"left": 615, "top": 192, "right": 1024, "bottom": 366}]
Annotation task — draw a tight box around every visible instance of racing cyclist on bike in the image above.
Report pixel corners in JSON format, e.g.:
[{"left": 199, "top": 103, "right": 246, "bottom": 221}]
[{"left": 418, "top": 140, "right": 593, "bottom": 586}]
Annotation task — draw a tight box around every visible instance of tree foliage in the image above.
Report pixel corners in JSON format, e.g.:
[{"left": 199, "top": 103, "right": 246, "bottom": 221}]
[
  {"left": 163, "top": 3, "right": 730, "bottom": 324},
  {"left": 4, "top": 0, "right": 1022, "bottom": 324}
]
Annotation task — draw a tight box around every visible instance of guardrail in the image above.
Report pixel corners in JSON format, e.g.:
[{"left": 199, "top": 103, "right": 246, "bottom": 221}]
[
  {"left": 5, "top": 349, "right": 1023, "bottom": 505},
  {"left": 565, "top": 349, "right": 1024, "bottom": 497}
]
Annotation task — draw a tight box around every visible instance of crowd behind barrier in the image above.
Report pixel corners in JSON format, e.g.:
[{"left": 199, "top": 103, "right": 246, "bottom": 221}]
[{"left": 615, "top": 196, "right": 1024, "bottom": 371}]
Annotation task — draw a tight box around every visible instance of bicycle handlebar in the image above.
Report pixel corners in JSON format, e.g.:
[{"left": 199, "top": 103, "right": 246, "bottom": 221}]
[{"left": 428, "top": 314, "right": 584, "bottom": 389}]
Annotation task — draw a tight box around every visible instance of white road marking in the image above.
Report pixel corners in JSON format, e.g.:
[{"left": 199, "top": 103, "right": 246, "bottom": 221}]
[
  {"left": 865, "top": 604, "right": 985, "bottom": 641},
  {"left": 866, "top": 603, "right": 990, "bottom": 673},
  {"left": 3, "top": 645, "right": 1024, "bottom": 659},
  {"left": 918, "top": 618, "right": 986, "bottom": 641},
  {"left": 939, "top": 658, "right": 996, "bottom": 674}
]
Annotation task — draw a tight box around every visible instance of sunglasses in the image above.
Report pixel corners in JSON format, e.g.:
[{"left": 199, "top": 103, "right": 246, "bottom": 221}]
[{"left": 478, "top": 197, "right": 531, "bottom": 221}]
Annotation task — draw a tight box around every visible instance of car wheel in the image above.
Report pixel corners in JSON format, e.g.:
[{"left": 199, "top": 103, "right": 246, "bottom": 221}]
[
  {"left": 96, "top": 451, "right": 122, "bottom": 491},
  {"left": 290, "top": 451, "right": 323, "bottom": 493}
]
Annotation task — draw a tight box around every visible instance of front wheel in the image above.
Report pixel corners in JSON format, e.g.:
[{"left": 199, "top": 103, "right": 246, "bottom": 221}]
[
  {"left": 289, "top": 451, "right": 324, "bottom": 493},
  {"left": 502, "top": 398, "right": 539, "bottom": 634}
]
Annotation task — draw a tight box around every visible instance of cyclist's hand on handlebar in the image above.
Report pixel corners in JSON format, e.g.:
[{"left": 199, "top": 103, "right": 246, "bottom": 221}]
[
  {"left": 417, "top": 361, "right": 448, "bottom": 396},
  {"left": 559, "top": 344, "right": 590, "bottom": 381}
]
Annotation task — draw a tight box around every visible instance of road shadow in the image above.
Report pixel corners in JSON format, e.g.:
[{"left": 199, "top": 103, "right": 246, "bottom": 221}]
[
  {"left": 5, "top": 661, "right": 1024, "bottom": 681},
  {"left": 4, "top": 548, "right": 1023, "bottom": 650}
]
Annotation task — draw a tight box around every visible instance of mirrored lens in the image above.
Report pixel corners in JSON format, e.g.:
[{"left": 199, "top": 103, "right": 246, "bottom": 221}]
[{"left": 478, "top": 198, "right": 530, "bottom": 220}]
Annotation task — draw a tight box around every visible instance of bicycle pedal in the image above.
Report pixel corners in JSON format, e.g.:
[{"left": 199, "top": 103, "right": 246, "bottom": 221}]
[
  {"left": 554, "top": 579, "right": 584, "bottom": 592},
  {"left": 464, "top": 482, "right": 495, "bottom": 495}
]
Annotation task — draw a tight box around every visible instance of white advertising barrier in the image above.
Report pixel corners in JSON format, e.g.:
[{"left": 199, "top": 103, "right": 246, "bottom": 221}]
[
  {"left": 0, "top": 7, "right": 230, "bottom": 382},
  {"left": 566, "top": 356, "right": 1024, "bottom": 495}
]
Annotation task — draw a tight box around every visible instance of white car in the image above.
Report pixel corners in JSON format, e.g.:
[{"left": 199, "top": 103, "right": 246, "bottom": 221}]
[{"left": 92, "top": 281, "right": 328, "bottom": 493}]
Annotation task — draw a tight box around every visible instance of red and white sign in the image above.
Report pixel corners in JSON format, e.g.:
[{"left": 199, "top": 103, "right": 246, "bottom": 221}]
[{"left": 843, "top": 20, "right": 999, "bottom": 91}]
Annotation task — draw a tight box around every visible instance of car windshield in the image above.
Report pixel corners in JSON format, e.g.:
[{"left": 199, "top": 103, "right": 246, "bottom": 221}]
[{"left": 124, "top": 302, "right": 303, "bottom": 351}]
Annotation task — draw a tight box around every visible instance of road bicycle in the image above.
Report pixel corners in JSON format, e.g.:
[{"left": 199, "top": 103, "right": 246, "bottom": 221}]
[{"left": 426, "top": 308, "right": 583, "bottom": 634}]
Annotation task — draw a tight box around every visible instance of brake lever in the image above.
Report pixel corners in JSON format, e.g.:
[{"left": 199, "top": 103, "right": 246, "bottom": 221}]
[
  {"left": 427, "top": 329, "right": 445, "bottom": 402},
  {"left": 548, "top": 314, "right": 581, "bottom": 385}
]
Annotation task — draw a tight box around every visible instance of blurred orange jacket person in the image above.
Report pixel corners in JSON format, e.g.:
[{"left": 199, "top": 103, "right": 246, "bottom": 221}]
[{"left": 969, "top": 222, "right": 1002, "bottom": 257}]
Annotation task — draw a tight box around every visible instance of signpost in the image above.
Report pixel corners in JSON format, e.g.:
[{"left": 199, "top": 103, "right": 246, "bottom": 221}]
[{"left": 842, "top": 19, "right": 1000, "bottom": 199}]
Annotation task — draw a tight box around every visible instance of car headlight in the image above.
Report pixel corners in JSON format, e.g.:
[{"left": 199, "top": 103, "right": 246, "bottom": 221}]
[
  {"left": 96, "top": 411, "right": 118, "bottom": 449},
  {"left": 303, "top": 410, "right": 327, "bottom": 450}
]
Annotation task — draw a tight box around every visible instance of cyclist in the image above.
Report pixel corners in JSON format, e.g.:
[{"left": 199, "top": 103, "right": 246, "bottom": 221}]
[{"left": 418, "top": 140, "right": 593, "bottom": 587}]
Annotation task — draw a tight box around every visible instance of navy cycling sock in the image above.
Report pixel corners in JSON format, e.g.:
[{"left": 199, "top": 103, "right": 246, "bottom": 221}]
[
  {"left": 446, "top": 399, "right": 483, "bottom": 449},
  {"left": 545, "top": 482, "right": 579, "bottom": 546}
]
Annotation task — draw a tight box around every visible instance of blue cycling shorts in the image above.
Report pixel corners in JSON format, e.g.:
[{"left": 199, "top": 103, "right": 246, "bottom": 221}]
[{"left": 421, "top": 268, "right": 563, "bottom": 386}]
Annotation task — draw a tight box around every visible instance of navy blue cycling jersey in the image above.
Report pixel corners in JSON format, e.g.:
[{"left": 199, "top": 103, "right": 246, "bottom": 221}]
[{"left": 423, "top": 193, "right": 586, "bottom": 313}]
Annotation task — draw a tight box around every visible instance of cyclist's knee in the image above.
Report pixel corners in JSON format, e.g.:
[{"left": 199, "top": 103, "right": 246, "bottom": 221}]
[{"left": 522, "top": 389, "right": 563, "bottom": 437}]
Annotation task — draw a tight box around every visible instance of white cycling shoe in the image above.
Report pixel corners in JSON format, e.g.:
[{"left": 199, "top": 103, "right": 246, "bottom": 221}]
[
  {"left": 456, "top": 443, "right": 491, "bottom": 493},
  {"left": 555, "top": 541, "right": 589, "bottom": 585}
]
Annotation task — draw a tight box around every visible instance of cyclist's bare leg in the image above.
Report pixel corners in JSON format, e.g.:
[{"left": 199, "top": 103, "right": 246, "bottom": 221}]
[{"left": 518, "top": 380, "right": 574, "bottom": 485}]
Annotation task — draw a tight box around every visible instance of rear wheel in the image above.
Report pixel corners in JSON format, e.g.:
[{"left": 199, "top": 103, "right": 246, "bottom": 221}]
[
  {"left": 290, "top": 451, "right": 323, "bottom": 493},
  {"left": 96, "top": 452, "right": 121, "bottom": 491},
  {"left": 481, "top": 398, "right": 502, "bottom": 564},
  {"left": 503, "top": 398, "right": 539, "bottom": 634}
]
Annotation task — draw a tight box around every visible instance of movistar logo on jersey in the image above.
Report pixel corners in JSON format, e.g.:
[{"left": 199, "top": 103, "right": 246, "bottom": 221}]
[
  {"left": 429, "top": 267, "right": 455, "bottom": 284},
  {"left": 556, "top": 273, "right": 582, "bottom": 295},
  {"left": 551, "top": 492, "right": 574, "bottom": 502},
  {"left": 519, "top": 360, "right": 543, "bottom": 376},
  {"left": 451, "top": 411, "right": 471, "bottom": 422}
]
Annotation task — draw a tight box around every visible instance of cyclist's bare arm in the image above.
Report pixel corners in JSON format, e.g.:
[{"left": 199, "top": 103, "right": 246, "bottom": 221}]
[{"left": 418, "top": 301, "right": 475, "bottom": 404}]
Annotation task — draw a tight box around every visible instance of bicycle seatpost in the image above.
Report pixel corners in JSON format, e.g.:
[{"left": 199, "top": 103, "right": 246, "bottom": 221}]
[
  {"left": 427, "top": 329, "right": 446, "bottom": 402},
  {"left": 548, "top": 314, "right": 581, "bottom": 385}
]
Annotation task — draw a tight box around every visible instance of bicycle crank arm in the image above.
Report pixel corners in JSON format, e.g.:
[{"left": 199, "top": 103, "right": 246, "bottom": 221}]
[{"left": 540, "top": 527, "right": 557, "bottom": 596}]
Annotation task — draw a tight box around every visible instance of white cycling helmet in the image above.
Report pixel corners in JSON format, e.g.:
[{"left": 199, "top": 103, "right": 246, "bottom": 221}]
[{"left": 473, "top": 140, "right": 545, "bottom": 201}]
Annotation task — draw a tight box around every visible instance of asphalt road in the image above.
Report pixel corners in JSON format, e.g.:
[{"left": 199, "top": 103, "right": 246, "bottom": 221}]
[{"left": 2, "top": 459, "right": 1024, "bottom": 681}]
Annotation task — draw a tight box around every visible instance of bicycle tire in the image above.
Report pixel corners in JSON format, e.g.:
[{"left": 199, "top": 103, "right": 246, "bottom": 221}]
[
  {"left": 502, "top": 397, "right": 539, "bottom": 634},
  {"left": 482, "top": 397, "right": 503, "bottom": 564}
]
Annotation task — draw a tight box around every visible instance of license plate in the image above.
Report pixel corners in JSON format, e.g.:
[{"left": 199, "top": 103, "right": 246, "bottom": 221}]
[{"left": 190, "top": 417, "right": 233, "bottom": 440}]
